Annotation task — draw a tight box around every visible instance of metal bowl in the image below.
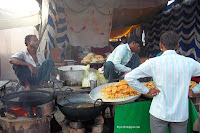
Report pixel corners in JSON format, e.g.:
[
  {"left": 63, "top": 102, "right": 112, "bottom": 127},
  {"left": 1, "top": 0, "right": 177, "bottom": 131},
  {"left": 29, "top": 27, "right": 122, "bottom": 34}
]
[{"left": 58, "top": 65, "right": 87, "bottom": 86}]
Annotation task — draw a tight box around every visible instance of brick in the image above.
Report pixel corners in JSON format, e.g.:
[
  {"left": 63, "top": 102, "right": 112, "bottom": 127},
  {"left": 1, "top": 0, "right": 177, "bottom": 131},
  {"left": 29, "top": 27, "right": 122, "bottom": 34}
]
[
  {"left": 62, "top": 125, "right": 70, "bottom": 133},
  {"left": 70, "top": 128, "right": 77, "bottom": 133},
  {"left": 60, "top": 120, "right": 66, "bottom": 127},
  {"left": 77, "top": 128, "right": 85, "bottom": 133},
  {"left": 95, "top": 115, "right": 104, "bottom": 125},
  {"left": 69, "top": 122, "right": 82, "bottom": 129},
  {"left": 4, "top": 112, "right": 16, "bottom": 119},
  {"left": 92, "top": 125, "right": 103, "bottom": 133}
]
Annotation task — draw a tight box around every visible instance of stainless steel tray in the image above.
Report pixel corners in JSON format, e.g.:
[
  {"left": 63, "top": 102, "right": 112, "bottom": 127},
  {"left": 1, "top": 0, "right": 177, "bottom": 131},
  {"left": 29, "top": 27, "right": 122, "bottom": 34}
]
[{"left": 89, "top": 82, "right": 141, "bottom": 105}]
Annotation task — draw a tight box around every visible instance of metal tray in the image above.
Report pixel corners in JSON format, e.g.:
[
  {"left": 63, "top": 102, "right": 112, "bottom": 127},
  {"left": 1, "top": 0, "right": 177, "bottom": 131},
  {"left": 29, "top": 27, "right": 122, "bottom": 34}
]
[{"left": 89, "top": 82, "right": 141, "bottom": 105}]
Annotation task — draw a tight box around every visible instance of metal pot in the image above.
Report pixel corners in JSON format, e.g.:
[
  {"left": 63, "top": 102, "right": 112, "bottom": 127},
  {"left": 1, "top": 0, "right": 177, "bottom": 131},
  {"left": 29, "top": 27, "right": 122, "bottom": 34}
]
[
  {"left": 57, "top": 92, "right": 104, "bottom": 121},
  {"left": 58, "top": 65, "right": 87, "bottom": 86}
]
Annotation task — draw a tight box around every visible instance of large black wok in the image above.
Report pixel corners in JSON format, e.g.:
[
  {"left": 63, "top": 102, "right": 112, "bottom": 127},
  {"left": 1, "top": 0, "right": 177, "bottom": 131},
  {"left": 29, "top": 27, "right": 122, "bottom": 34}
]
[
  {"left": 57, "top": 92, "right": 104, "bottom": 121},
  {"left": 1, "top": 90, "right": 54, "bottom": 107}
]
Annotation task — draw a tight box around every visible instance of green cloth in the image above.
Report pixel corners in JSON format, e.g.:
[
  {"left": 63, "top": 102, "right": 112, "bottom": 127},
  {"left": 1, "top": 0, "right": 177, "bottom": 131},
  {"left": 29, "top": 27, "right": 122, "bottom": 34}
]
[{"left": 114, "top": 99, "right": 198, "bottom": 133}]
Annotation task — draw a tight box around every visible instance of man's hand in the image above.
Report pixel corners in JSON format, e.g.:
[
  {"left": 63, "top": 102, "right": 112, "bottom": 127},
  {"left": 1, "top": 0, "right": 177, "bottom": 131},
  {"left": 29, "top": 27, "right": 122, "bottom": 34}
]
[
  {"left": 27, "top": 64, "right": 37, "bottom": 77},
  {"left": 147, "top": 87, "right": 160, "bottom": 96},
  {"left": 188, "top": 89, "right": 194, "bottom": 98}
]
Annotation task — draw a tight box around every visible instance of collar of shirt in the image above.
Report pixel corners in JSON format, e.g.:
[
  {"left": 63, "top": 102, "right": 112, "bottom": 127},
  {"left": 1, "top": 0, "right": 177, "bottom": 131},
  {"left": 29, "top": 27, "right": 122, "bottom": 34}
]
[
  {"left": 25, "top": 49, "right": 41, "bottom": 57},
  {"left": 161, "top": 50, "right": 177, "bottom": 56},
  {"left": 25, "top": 49, "right": 29, "bottom": 55},
  {"left": 25, "top": 49, "right": 44, "bottom": 67},
  {"left": 25, "top": 49, "right": 33, "bottom": 59}
]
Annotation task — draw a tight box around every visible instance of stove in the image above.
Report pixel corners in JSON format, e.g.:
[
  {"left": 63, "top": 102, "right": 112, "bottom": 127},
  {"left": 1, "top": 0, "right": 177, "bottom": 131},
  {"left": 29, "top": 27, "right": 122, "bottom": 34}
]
[
  {"left": 0, "top": 90, "right": 55, "bottom": 133},
  {"left": 61, "top": 115, "right": 104, "bottom": 133}
]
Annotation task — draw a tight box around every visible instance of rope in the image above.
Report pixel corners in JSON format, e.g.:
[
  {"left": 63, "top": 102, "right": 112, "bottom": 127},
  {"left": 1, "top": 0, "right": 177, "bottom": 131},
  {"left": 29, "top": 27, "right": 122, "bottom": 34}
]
[
  {"left": 77, "top": 0, "right": 92, "bottom": 7},
  {"left": 93, "top": 0, "right": 109, "bottom": 8},
  {"left": 93, "top": 4, "right": 113, "bottom": 15},
  {"left": 62, "top": 0, "right": 90, "bottom": 13},
  {"left": 92, "top": 0, "right": 113, "bottom": 15},
  {"left": 62, "top": 0, "right": 112, "bottom": 15}
]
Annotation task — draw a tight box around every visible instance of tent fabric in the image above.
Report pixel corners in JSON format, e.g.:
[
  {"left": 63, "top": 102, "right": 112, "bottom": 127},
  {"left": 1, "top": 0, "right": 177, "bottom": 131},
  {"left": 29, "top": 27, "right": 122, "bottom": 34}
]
[
  {"left": 111, "top": 3, "right": 167, "bottom": 30},
  {"left": 110, "top": 25, "right": 140, "bottom": 39},
  {"left": 39, "top": 0, "right": 69, "bottom": 58},
  {"left": 0, "top": 8, "right": 40, "bottom": 30},
  {"left": 0, "top": 13, "right": 40, "bottom": 30},
  {"left": 143, "top": 0, "right": 200, "bottom": 62},
  {"left": 0, "top": 0, "right": 40, "bottom": 30},
  {"left": 116, "top": 0, "right": 168, "bottom": 9},
  {"left": 0, "top": 8, "right": 21, "bottom": 19},
  {"left": 40, "top": 0, "right": 168, "bottom": 49},
  {"left": 63, "top": 0, "right": 113, "bottom": 48}
]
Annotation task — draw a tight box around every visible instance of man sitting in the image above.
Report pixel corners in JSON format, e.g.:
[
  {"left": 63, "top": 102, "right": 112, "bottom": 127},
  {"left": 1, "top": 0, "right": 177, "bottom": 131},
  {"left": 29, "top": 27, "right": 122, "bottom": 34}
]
[
  {"left": 103, "top": 35, "right": 141, "bottom": 83},
  {"left": 9, "top": 35, "right": 54, "bottom": 90}
]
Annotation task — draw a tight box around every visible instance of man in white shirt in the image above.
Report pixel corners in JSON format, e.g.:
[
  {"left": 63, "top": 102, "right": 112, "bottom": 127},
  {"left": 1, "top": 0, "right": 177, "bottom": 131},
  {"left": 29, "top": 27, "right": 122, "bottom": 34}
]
[
  {"left": 104, "top": 35, "right": 141, "bottom": 82},
  {"left": 125, "top": 31, "right": 200, "bottom": 133},
  {"left": 9, "top": 35, "right": 54, "bottom": 90}
]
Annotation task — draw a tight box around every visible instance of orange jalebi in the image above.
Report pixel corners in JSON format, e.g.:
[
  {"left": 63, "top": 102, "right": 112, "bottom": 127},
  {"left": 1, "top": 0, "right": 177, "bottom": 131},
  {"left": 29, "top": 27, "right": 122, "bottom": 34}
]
[{"left": 99, "top": 80, "right": 140, "bottom": 99}]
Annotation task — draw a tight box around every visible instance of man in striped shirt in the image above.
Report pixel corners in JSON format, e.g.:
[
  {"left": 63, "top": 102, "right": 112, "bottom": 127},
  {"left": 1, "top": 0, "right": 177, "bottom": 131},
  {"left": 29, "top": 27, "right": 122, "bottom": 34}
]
[{"left": 125, "top": 31, "right": 200, "bottom": 133}]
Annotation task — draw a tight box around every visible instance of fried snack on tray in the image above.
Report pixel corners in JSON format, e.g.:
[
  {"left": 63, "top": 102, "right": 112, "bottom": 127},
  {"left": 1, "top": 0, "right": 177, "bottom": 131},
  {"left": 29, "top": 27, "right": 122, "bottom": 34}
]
[
  {"left": 144, "top": 81, "right": 156, "bottom": 89},
  {"left": 189, "top": 81, "right": 198, "bottom": 89},
  {"left": 145, "top": 81, "right": 198, "bottom": 90},
  {"left": 98, "top": 80, "right": 140, "bottom": 99}
]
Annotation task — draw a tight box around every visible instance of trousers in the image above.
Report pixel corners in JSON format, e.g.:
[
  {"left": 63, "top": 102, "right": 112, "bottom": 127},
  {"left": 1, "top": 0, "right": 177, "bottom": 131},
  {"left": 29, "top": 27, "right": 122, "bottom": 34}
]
[
  {"left": 13, "top": 59, "right": 54, "bottom": 86},
  {"left": 103, "top": 54, "right": 141, "bottom": 82},
  {"left": 150, "top": 114, "right": 188, "bottom": 133}
]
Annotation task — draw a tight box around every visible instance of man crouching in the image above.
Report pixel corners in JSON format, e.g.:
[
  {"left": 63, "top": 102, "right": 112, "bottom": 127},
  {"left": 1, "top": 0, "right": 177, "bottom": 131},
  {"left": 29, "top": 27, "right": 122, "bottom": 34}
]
[{"left": 9, "top": 35, "right": 54, "bottom": 90}]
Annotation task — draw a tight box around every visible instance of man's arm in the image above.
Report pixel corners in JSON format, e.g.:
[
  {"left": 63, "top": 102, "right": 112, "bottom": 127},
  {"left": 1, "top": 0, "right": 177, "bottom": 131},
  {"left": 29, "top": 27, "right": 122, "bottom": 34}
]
[
  {"left": 190, "top": 60, "right": 200, "bottom": 95},
  {"left": 9, "top": 57, "right": 37, "bottom": 77},
  {"left": 125, "top": 59, "right": 160, "bottom": 96},
  {"left": 9, "top": 57, "right": 30, "bottom": 66}
]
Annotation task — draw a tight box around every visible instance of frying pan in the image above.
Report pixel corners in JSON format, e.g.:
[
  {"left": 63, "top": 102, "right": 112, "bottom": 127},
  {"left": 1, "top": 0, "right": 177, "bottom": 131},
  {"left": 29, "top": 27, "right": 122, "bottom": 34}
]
[
  {"left": 1, "top": 90, "right": 54, "bottom": 107},
  {"left": 57, "top": 92, "right": 104, "bottom": 121},
  {"left": 89, "top": 82, "right": 141, "bottom": 105}
]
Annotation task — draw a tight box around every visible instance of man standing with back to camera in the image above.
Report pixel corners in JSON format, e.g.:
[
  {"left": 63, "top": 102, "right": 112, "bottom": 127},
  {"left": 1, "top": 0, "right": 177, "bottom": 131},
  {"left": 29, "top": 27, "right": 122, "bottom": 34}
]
[
  {"left": 9, "top": 35, "right": 54, "bottom": 90},
  {"left": 125, "top": 31, "right": 200, "bottom": 133}
]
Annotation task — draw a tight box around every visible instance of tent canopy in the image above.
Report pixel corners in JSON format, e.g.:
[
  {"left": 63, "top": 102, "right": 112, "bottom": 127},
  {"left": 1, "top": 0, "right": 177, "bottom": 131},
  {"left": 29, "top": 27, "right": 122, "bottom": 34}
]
[
  {"left": 112, "top": 0, "right": 168, "bottom": 30},
  {"left": 0, "top": 0, "right": 168, "bottom": 47},
  {"left": 0, "top": 0, "right": 168, "bottom": 34},
  {"left": 0, "top": 0, "right": 40, "bottom": 30}
]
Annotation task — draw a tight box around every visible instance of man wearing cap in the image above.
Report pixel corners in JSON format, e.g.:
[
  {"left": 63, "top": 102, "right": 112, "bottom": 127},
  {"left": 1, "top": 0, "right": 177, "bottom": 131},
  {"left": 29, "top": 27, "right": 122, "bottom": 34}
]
[{"left": 103, "top": 35, "right": 141, "bottom": 82}]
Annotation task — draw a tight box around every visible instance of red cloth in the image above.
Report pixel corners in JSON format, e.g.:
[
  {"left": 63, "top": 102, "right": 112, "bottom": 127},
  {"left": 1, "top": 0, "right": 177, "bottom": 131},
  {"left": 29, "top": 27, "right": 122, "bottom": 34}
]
[
  {"left": 191, "top": 77, "right": 200, "bottom": 83},
  {"left": 91, "top": 46, "right": 111, "bottom": 57}
]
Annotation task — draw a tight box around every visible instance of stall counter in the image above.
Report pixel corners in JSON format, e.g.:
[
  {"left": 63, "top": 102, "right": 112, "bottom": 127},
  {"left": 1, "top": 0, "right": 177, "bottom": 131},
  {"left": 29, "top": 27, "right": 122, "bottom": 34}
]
[{"left": 114, "top": 99, "right": 198, "bottom": 133}]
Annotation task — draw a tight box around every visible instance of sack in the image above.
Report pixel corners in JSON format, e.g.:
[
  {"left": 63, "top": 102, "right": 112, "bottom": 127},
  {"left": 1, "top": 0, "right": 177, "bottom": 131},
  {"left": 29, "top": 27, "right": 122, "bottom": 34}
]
[
  {"left": 82, "top": 66, "right": 108, "bottom": 87},
  {"left": 82, "top": 67, "right": 98, "bottom": 87}
]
